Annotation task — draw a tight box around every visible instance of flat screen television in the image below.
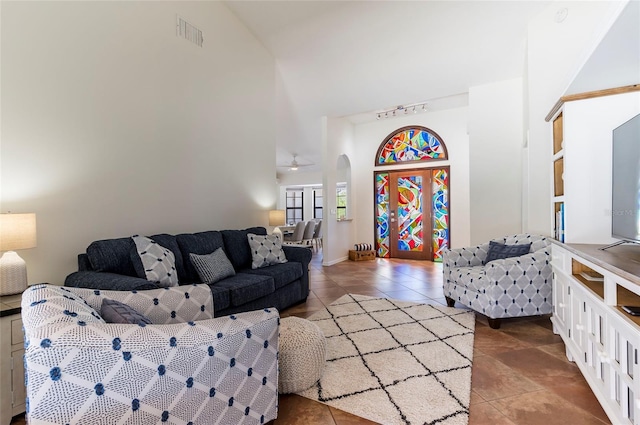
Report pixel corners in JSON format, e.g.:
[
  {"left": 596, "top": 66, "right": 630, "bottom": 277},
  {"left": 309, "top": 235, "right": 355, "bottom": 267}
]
[{"left": 611, "top": 113, "right": 640, "bottom": 244}]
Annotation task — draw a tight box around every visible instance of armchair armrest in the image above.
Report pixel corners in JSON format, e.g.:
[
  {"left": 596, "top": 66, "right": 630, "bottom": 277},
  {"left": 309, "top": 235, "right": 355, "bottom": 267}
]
[
  {"left": 65, "top": 284, "right": 215, "bottom": 324},
  {"left": 23, "top": 308, "right": 279, "bottom": 425},
  {"left": 65, "top": 270, "right": 159, "bottom": 291}
]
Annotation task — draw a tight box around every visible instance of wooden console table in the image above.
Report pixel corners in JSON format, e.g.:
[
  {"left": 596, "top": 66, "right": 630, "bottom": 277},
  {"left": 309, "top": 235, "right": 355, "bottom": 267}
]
[{"left": 0, "top": 293, "right": 25, "bottom": 425}]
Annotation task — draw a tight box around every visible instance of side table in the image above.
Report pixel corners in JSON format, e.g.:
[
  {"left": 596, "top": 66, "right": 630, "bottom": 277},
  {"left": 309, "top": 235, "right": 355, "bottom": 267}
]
[{"left": 0, "top": 293, "right": 25, "bottom": 425}]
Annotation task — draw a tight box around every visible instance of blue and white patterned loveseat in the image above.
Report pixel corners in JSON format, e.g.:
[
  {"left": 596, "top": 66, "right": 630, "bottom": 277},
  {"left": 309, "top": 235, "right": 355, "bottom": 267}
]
[
  {"left": 442, "top": 234, "right": 552, "bottom": 329},
  {"left": 22, "top": 284, "right": 279, "bottom": 424}
]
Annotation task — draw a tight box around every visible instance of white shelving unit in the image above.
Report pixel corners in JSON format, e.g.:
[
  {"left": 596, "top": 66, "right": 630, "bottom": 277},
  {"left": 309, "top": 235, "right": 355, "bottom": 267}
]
[{"left": 546, "top": 88, "right": 640, "bottom": 245}]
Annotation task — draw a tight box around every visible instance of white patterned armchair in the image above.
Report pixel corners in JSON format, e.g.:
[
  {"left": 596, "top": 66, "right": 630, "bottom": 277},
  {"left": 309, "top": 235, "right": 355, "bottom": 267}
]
[
  {"left": 443, "top": 234, "right": 552, "bottom": 329},
  {"left": 21, "top": 284, "right": 279, "bottom": 424}
]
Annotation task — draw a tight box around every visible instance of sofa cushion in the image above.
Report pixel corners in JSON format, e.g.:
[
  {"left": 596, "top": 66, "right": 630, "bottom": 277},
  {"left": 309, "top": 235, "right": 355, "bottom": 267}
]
[
  {"left": 132, "top": 235, "right": 179, "bottom": 287},
  {"left": 484, "top": 241, "right": 532, "bottom": 264},
  {"left": 190, "top": 248, "right": 236, "bottom": 284},
  {"left": 86, "top": 237, "right": 138, "bottom": 276},
  {"left": 215, "top": 273, "right": 275, "bottom": 307},
  {"left": 247, "top": 233, "right": 288, "bottom": 269},
  {"left": 101, "top": 298, "right": 152, "bottom": 325},
  {"left": 221, "top": 227, "right": 267, "bottom": 270},
  {"left": 176, "top": 231, "right": 225, "bottom": 282},
  {"left": 243, "top": 262, "right": 303, "bottom": 290}
]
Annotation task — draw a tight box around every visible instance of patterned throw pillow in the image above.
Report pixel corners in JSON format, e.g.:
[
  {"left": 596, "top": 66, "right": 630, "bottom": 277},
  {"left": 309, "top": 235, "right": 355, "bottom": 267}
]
[
  {"left": 189, "top": 248, "right": 236, "bottom": 284},
  {"left": 101, "top": 298, "right": 152, "bottom": 325},
  {"left": 247, "top": 233, "right": 288, "bottom": 269},
  {"left": 484, "top": 241, "right": 532, "bottom": 264},
  {"left": 131, "top": 235, "right": 179, "bottom": 287}
]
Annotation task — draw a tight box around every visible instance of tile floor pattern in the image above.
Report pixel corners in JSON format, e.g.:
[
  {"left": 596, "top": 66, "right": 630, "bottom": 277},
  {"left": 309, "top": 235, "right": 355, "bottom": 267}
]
[{"left": 11, "top": 251, "right": 610, "bottom": 425}]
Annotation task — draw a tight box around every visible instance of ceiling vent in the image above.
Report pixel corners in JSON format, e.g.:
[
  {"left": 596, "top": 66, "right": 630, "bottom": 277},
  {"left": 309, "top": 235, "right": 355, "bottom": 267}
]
[{"left": 176, "top": 15, "right": 203, "bottom": 47}]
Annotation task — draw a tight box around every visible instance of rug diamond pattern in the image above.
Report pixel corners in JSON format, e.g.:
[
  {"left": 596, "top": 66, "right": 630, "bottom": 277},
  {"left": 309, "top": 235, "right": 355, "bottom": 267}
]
[{"left": 298, "top": 294, "right": 475, "bottom": 425}]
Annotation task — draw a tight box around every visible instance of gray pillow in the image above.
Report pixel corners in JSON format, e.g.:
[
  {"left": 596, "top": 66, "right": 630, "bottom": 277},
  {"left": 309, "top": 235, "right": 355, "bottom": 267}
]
[
  {"left": 101, "top": 298, "right": 152, "bottom": 325},
  {"left": 484, "top": 241, "right": 531, "bottom": 264},
  {"left": 247, "top": 233, "right": 288, "bottom": 269},
  {"left": 131, "top": 235, "right": 179, "bottom": 287},
  {"left": 190, "top": 248, "right": 236, "bottom": 284}
]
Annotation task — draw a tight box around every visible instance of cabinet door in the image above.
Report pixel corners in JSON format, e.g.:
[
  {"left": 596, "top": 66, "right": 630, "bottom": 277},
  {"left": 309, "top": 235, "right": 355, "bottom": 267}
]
[
  {"left": 609, "top": 317, "right": 639, "bottom": 425},
  {"left": 11, "top": 348, "right": 25, "bottom": 413},
  {"left": 570, "top": 287, "right": 587, "bottom": 361},
  {"left": 553, "top": 272, "right": 571, "bottom": 337},
  {"left": 584, "top": 298, "right": 608, "bottom": 395}
]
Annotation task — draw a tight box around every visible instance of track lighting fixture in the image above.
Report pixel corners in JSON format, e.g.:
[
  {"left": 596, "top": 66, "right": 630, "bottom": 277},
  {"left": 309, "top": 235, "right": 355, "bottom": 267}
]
[{"left": 375, "top": 102, "right": 429, "bottom": 120}]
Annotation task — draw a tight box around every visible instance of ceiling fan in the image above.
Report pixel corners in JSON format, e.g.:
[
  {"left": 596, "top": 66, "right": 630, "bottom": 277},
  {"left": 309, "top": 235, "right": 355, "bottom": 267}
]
[{"left": 279, "top": 154, "right": 313, "bottom": 171}]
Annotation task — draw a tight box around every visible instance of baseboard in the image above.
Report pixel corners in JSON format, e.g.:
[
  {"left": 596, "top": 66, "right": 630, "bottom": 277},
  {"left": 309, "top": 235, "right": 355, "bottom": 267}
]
[{"left": 322, "top": 256, "right": 348, "bottom": 266}]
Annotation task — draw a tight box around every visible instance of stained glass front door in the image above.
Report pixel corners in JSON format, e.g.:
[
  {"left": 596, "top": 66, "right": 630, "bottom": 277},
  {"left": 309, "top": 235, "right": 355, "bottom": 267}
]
[
  {"left": 375, "top": 168, "right": 449, "bottom": 261},
  {"left": 389, "top": 170, "right": 432, "bottom": 260}
]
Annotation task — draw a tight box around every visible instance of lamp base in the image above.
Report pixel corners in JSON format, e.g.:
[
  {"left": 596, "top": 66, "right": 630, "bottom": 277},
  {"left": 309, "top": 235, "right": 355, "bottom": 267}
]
[{"left": 0, "top": 251, "right": 28, "bottom": 296}]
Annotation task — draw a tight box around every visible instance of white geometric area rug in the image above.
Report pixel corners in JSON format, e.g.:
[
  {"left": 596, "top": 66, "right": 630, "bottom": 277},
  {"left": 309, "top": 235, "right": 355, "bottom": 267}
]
[{"left": 298, "top": 294, "right": 475, "bottom": 425}]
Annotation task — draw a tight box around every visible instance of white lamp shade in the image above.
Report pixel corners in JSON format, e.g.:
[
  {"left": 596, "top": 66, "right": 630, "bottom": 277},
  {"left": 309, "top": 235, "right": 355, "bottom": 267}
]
[
  {"left": 269, "top": 210, "right": 286, "bottom": 226},
  {"left": 0, "top": 213, "right": 37, "bottom": 251}
]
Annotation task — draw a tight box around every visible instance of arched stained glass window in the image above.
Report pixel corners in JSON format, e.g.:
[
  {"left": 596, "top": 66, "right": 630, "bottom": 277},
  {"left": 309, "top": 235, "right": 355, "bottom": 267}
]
[{"left": 376, "top": 126, "right": 447, "bottom": 165}]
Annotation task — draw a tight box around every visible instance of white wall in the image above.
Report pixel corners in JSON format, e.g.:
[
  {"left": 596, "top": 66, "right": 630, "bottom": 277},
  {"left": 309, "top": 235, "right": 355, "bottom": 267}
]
[
  {"left": 1, "top": 2, "right": 276, "bottom": 285},
  {"left": 525, "top": 1, "right": 627, "bottom": 236},
  {"left": 352, "top": 107, "right": 471, "bottom": 251},
  {"left": 277, "top": 171, "right": 322, "bottom": 187},
  {"left": 322, "top": 117, "right": 356, "bottom": 265},
  {"left": 468, "top": 78, "right": 524, "bottom": 244}
]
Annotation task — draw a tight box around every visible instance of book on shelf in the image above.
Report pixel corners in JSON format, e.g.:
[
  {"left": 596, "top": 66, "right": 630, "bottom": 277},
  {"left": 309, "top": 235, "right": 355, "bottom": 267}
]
[
  {"left": 559, "top": 203, "right": 565, "bottom": 242},
  {"left": 555, "top": 203, "right": 565, "bottom": 242}
]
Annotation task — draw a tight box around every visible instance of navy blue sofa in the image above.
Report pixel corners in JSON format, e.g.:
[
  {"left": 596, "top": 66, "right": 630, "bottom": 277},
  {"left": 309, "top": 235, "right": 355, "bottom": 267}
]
[{"left": 64, "top": 227, "right": 312, "bottom": 317}]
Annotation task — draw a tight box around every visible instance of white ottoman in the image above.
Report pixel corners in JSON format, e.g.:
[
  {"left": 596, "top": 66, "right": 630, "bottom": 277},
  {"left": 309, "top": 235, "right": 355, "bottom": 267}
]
[{"left": 278, "top": 316, "right": 326, "bottom": 394}]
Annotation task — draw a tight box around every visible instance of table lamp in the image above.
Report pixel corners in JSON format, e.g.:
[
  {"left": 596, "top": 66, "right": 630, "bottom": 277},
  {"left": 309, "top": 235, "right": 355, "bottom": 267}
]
[
  {"left": 269, "top": 209, "right": 286, "bottom": 239},
  {"left": 0, "top": 213, "right": 37, "bottom": 296},
  {"left": 269, "top": 209, "right": 286, "bottom": 227}
]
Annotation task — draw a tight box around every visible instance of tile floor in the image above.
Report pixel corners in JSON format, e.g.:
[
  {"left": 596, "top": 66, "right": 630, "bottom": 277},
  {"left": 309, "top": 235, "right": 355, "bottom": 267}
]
[
  {"left": 275, "top": 251, "right": 610, "bottom": 425},
  {"left": 11, "top": 250, "right": 610, "bottom": 425}
]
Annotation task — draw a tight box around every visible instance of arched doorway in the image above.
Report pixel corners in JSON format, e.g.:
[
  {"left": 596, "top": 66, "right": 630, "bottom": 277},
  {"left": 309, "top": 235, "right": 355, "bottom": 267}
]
[{"left": 374, "top": 126, "right": 450, "bottom": 262}]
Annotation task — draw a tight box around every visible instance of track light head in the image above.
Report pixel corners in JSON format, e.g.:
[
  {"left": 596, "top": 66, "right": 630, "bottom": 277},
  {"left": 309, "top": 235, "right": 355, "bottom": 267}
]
[{"left": 375, "top": 102, "right": 429, "bottom": 120}]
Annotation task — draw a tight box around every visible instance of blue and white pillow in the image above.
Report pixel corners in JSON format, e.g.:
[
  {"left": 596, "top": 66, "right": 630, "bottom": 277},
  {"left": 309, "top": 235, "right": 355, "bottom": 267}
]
[
  {"left": 132, "top": 235, "right": 179, "bottom": 287},
  {"left": 247, "top": 233, "right": 288, "bottom": 269}
]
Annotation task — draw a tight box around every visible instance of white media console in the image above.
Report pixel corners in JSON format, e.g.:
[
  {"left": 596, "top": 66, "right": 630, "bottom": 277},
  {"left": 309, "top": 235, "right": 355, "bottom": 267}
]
[{"left": 551, "top": 242, "right": 640, "bottom": 424}]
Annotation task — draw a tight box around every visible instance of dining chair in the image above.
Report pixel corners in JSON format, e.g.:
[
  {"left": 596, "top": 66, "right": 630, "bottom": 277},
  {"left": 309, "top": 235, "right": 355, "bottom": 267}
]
[
  {"left": 312, "top": 220, "right": 323, "bottom": 249},
  {"left": 283, "top": 221, "right": 305, "bottom": 244},
  {"left": 301, "top": 220, "right": 316, "bottom": 247}
]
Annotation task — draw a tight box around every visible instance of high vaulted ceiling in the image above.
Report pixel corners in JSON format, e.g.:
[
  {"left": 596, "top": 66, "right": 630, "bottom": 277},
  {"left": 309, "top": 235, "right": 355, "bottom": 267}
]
[{"left": 224, "top": 1, "right": 636, "bottom": 175}]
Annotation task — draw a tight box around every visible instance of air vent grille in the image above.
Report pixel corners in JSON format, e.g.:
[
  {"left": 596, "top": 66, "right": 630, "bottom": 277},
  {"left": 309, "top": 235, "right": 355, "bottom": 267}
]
[{"left": 176, "top": 15, "right": 203, "bottom": 47}]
